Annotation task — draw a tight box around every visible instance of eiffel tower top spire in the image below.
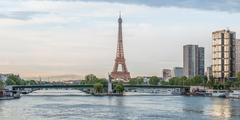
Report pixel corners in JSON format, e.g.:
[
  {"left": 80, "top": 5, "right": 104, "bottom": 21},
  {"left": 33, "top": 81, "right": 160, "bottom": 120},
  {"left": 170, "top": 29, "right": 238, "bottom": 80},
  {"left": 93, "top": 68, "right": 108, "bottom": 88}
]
[{"left": 118, "top": 11, "right": 122, "bottom": 23}]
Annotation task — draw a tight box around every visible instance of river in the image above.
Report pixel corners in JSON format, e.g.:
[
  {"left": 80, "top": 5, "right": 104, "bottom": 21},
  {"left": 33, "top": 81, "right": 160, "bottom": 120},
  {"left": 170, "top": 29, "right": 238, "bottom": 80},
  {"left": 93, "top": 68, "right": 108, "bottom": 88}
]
[{"left": 0, "top": 89, "right": 240, "bottom": 120}]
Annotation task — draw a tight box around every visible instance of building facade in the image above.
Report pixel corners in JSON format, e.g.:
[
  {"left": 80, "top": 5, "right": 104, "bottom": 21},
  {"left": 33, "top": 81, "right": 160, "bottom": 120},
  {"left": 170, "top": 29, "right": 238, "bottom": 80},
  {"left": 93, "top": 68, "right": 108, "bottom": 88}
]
[
  {"left": 212, "top": 29, "right": 236, "bottom": 82},
  {"left": 183, "top": 45, "right": 205, "bottom": 77},
  {"left": 198, "top": 47, "right": 205, "bottom": 76},
  {"left": 172, "top": 67, "right": 183, "bottom": 77},
  {"left": 162, "top": 69, "right": 172, "bottom": 81},
  {"left": 236, "top": 39, "right": 240, "bottom": 74},
  {"left": 0, "top": 74, "right": 12, "bottom": 82},
  {"left": 206, "top": 66, "right": 212, "bottom": 81}
]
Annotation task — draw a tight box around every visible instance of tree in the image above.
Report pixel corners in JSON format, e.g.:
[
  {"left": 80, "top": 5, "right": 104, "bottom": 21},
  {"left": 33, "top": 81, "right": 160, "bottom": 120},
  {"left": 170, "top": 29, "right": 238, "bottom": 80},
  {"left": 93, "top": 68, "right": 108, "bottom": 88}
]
[
  {"left": 149, "top": 76, "right": 160, "bottom": 85},
  {"left": 235, "top": 72, "right": 240, "bottom": 88},
  {"left": 160, "top": 80, "right": 169, "bottom": 85},
  {"left": 5, "top": 79, "right": 16, "bottom": 85},
  {"left": 6, "top": 74, "right": 25, "bottom": 85},
  {"left": 85, "top": 74, "right": 97, "bottom": 81},
  {"left": 237, "top": 72, "right": 240, "bottom": 81},
  {"left": 25, "top": 80, "right": 37, "bottom": 85},
  {"left": 169, "top": 77, "right": 177, "bottom": 85},
  {"left": 181, "top": 76, "right": 188, "bottom": 86},
  {"left": 115, "top": 83, "right": 124, "bottom": 93},
  {"left": 94, "top": 83, "right": 103, "bottom": 93},
  {"left": 81, "top": 74, "right": 108, "bottom": 85},
  {"left": 95, "top": 78, "right": 108, "bottom": 85},
  {"left": 191, "top": 75, "right": 203, "bottom": 86},
  {"left": 0, "top": 80, "right": 4, "bottom": 89},
  {"left": 129, "top": 77, "right": 144, "bottom": 85},
  {"left": 207, "top": 78, "right": 215, "bottom": 89}
]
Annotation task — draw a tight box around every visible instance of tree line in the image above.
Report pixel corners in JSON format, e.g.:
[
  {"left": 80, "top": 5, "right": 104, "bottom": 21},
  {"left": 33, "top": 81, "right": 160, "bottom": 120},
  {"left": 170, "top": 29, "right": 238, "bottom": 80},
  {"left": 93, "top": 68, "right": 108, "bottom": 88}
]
[
  {"left": 129, "top": 73, "right": 240, "bottom": 90},
  {"left": 0, "top": 74, "right": 38, "bottom": 89}
]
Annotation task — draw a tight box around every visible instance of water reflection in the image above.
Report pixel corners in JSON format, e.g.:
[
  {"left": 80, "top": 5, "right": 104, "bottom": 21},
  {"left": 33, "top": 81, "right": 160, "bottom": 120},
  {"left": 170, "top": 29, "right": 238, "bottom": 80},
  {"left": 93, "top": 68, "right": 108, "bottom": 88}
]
[
  {"left": 115, "top": 97, "right": 124, "bottom": 106},
  {"left": 207, "top": 98, "right": 231, "bottom": 120},
  {"left": 27, "top": 89, "right": 89, "bottom": 96}
]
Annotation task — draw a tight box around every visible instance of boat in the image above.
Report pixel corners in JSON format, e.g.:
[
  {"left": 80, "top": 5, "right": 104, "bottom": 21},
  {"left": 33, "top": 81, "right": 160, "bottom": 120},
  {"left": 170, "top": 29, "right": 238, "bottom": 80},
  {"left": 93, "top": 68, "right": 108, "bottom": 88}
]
[
  {"left": 125, "top": 88, "right": 180, "bottom": 96},
  {"left": 193, "top": 90, "right": 206, "bottom": 96},
  {"left": 205, "top": 89, "right": 229, "bottom": 98},
  {"left": 229, "top": 90, "right": 240, "bottom": 99}
]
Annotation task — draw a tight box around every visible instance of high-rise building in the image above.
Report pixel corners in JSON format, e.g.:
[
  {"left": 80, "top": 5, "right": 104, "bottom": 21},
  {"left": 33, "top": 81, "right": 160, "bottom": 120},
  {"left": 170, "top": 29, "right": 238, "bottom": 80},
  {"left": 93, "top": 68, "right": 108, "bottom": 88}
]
[
  {"left": 206, "top": 66, "right": 212, "bottom": 81},
  {"left": 183, "top": 45, "right": 205, "bottom": 77},
  {"left": 236, "top": 39, "right": 240, "bottom": 74},
  {"left": 212, "top": 29, "right": 236, "bottom": 82},
  {"left": 198, "top": 47, "right": 205, "bottom": 76},
  {"left": 172, "top": 67, "right": 183, "bottom": 77},
  {"left": 162, "top": 69, "right": 172, "bottom": 81}
]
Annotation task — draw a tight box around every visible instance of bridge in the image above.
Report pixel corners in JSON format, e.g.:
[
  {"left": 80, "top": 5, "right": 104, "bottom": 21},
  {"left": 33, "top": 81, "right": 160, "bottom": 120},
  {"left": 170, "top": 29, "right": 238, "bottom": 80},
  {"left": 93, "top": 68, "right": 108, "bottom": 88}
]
[
  {"left": 12, "top": 84, "right": 94, "bottom": 90},
  {"left": 12, "top": 84, "right": 189, "bottom": 90}
]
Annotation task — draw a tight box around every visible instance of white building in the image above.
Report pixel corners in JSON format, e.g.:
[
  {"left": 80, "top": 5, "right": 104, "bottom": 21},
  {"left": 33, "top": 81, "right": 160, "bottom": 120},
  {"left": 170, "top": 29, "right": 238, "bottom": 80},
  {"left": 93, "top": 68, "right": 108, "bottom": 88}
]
[
  {"left": 0, "top": 74, "right": 12, "bottom": 82},
  {"left": 162, "top": 69, "right": 172, "bottom": 81},
  {"left": 212, "top": 29, "right": 236, "bottom": 82}
]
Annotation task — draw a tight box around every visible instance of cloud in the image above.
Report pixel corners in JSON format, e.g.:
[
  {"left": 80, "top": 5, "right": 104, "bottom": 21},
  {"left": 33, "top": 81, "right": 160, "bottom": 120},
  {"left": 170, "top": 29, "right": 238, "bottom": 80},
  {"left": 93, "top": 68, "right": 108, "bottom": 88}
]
[
  {"left": 42, "top": 0, "right": 240, "bottom": 13},
  {"left": 0, "top": 11, "right": 49, "bottom": 20}
]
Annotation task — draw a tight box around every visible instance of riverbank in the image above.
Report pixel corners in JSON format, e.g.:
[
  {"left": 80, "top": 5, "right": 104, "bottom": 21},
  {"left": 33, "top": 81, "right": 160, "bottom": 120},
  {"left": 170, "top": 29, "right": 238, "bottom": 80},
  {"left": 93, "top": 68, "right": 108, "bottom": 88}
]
[{"left": 0, "top": 90, "right": 21, "bottom": 100}]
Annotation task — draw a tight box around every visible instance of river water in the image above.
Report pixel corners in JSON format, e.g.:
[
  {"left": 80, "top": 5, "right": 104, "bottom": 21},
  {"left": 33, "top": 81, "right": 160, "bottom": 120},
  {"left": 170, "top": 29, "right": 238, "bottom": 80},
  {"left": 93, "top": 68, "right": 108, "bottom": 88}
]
[{"left": 0, "top": 90, "right": 240, "bottom": 120}]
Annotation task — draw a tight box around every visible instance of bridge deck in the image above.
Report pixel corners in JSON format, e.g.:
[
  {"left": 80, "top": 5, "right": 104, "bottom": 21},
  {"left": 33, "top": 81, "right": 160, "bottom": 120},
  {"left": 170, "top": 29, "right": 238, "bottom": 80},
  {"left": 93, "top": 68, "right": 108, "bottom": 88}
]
[{"left": 12, "top": 84, "right": 190, "bottom": 90}]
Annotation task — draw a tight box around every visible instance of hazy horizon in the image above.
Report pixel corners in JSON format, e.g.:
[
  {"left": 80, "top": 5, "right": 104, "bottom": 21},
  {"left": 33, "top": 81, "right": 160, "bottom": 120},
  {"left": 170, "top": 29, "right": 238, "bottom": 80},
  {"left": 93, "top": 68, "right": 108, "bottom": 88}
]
[{"left": 1, "top": 0, "right": 240, "bottom": 79}]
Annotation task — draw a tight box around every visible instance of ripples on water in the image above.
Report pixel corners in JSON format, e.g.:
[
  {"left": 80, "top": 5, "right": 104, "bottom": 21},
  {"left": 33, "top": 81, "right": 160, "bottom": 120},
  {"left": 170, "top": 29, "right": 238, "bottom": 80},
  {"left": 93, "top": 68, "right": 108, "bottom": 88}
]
[{"left": 0, "top": 89, "right": 240, "bottom": 120}]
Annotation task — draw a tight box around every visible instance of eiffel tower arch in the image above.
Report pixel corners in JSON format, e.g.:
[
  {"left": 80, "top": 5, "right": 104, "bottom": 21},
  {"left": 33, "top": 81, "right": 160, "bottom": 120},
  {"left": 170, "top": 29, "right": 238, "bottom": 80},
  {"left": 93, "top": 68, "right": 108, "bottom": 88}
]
[{"left": 111, "top": 13, "right": 131, "bottom": 82}]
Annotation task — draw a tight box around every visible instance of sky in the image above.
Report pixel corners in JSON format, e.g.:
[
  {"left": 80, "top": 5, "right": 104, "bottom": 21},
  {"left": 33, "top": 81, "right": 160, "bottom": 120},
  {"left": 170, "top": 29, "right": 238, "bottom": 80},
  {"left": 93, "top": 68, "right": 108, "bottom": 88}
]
[{"left": 0, "top": 0, "right": 240, "bottom": 79}]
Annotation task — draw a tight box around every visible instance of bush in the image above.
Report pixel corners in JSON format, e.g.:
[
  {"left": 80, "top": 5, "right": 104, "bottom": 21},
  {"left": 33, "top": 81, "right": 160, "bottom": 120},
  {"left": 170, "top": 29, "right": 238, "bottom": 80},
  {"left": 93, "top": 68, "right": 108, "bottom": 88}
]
[
  {"left": 0, "top": 81, "right": 4, "bottom": 89},
  {"left": 115, "top": 83, "right": 124, "bottom": 93},
  {"left": 149, "top": 76, "right": 160, "bottom": 85},
  {"left": 94, "top": 83, "right": 103, "bottom": 93}
]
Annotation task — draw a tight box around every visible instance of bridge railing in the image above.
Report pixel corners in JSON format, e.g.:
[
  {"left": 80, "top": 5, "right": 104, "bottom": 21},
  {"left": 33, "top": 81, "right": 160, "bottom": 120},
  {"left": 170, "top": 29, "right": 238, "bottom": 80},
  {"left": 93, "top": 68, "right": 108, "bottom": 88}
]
[
  {"left": 123, "top": 84, "right": 190, "bottom": 88},
  {"left": 12, "top": 84, "right": 95, "bottom": 90},
  {"left": 11, "top": 84, "right": 190, "bottom": 90}
]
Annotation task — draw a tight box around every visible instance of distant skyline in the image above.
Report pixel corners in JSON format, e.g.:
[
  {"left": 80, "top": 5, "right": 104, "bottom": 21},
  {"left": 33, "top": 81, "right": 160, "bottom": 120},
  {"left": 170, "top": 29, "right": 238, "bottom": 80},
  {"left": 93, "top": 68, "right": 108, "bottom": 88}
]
[{"left": 0, "top": 0, "right": 240, "bottom": 79}]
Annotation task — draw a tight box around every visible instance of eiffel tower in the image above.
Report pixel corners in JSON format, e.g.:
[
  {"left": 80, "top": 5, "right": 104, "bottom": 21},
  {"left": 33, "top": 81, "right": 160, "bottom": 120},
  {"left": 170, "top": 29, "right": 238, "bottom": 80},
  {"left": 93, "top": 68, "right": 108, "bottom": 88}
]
[{"left": 111, "top": 13, "right": 131, "bottom": 81}]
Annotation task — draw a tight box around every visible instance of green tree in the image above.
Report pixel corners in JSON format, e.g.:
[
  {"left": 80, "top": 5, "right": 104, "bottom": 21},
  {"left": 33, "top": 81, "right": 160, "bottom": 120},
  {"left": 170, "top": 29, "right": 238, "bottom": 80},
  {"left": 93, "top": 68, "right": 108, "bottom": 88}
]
[
  {"left": 115, "top": 83, "right": 124, "bottom": 93},
  {"left": 235, "top": 72, "right": 240, "bottom": 88},
  {"left": 207, "top": 78, "right": 215, "bottom": 89},
  {"left": 191, "top": 75, "right": 203, "bottom": 85},
  {"left": 169, "top": 77, "right": 177, "bottom": 85},
  {"left": 129, "top": 77, "right": 144, "bottom": 85},
  {"left": 237, "top": 72, "right": 240, "bottom": 81},
  {"left": 149, "top": 76, "right": 160, "bottom": 85},
  {"left": 6, "top": 74, "right": 25, "bottom": 85},
  {"left": 5, "top": 79, "right": 16, "bottom": 85},
  {"left": 181, "top": 76, "right": 188, "bottom": 86},
  {"left": 25, "top": 80, "right": 37, "bottom": 85},
  {"left": 85, "top": 74, "right": 97, "bottom": 81},
  {"left": 95, "top": 78, "right": 108, "bottom": 85},
  {"left": 160, "top": 80, "right": 169, "bottom": 85},
  {"left": 94, "top": 83, "right": 103, "bottom": 93},
  {"left": 0, "top": 80, "right": 4, "bottom": 89}
]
